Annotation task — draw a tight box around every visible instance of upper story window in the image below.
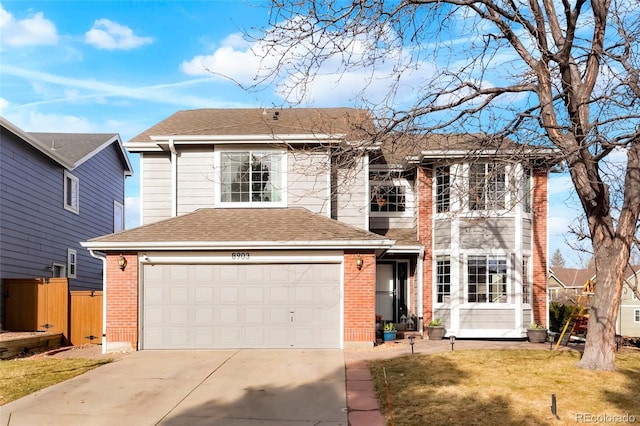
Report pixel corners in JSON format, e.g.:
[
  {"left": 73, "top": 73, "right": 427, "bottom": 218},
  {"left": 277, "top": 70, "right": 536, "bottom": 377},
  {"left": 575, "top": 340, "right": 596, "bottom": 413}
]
[
  {"left": 467, "top": 255, "right": 507, "bottom": 303},
  {"left": 469, "top": 163, "right": 506, "bottom": 211},
  {"left": 64, "top": 171, "right": 79, "bottom": 214},
  {"left": 522, "top": 167, "right": 532, "bottom": 213},
  {"left": 435, "top": 166, "right": 450, "bottom": 213},
  {"left": 219, "top": 151, "right": 285, "bottom": 206},
  {"left": 371, "top": 185, "right": 406, "bottom": 212}
]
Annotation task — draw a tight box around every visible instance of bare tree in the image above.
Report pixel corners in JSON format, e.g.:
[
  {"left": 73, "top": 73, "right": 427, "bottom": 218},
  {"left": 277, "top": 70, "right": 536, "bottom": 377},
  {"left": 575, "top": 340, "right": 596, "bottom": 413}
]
[{"left": 248, "top": 0, "right": 640, "bottom": 370}]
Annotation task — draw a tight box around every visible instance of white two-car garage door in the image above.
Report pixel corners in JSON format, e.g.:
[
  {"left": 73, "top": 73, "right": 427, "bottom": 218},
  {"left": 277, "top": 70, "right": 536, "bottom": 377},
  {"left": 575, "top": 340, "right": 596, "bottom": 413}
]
[{"left": 142, "top": 263, "right": 341, "bottom": 349}]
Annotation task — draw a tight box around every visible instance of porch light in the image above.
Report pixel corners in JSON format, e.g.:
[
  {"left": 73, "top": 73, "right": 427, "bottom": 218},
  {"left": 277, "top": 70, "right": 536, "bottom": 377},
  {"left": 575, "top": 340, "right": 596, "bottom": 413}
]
[
  {"left": 118, "top": 255, "right": 127, "bottom": 271},
  {"left": 449, "top": 335, "right": 456, "bottom": 351},
  {"left": 355, "top": 255, "right": 363, "bottom": 270}
]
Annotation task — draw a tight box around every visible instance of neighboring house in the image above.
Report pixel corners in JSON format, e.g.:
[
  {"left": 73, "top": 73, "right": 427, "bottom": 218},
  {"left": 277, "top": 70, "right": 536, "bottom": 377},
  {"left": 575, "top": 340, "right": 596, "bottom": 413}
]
[
  {"left": 548, "top": 267, "right": 595, "bottom": 304},
  {"left": 549, "top": 266, "right": 640, "bottom": 337},
  {"left": 0, "top": 117, "right": 133, "bottom": 324},
  {"left": 83, "top": 108, "right": 553, "bottom": 352}
]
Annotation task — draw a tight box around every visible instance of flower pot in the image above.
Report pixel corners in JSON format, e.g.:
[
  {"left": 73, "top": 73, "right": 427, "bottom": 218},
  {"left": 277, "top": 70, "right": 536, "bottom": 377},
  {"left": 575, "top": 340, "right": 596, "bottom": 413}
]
[
  {"left": 527, "top": 328, "right": 547, "bottom": 343},
  {"left": 427, "top": 326, "right": 446, "bottom": 340},
  {"left": 383, "top": 330, "right": 397, "bottom": 341}
]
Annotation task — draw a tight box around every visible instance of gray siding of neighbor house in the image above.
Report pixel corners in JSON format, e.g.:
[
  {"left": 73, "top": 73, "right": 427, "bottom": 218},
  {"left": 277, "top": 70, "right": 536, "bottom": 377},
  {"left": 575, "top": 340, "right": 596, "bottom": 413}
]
[
  {"left": 0, "top": 131, "right": 126, "bottom": 291},
  {"left": 287, "top": 151, "right": 330, "bottom": 215},
  {"left": 620, "top": 286, "right": 640, "bottom": 337},
  {"left": 459, "top": 218, "right": 515, "bottom": 249},
  {"left": 177, "top": 147, "right": 215, "bottom": 216},
  {"left": 141, "top": 152, "right": 172, "bottom": 225}
]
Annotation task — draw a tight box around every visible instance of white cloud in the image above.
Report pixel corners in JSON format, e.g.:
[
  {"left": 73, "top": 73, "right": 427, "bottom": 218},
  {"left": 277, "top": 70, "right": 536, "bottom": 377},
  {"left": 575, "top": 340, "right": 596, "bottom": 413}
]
[
  {"left": 125, "top": 196, "right": 140, "bottom": 229},
  {"left": 0, "top": 4, "right": 58, "bottom": 48},
  {"left": 85, "top": 19, "right": 152, "bottom": 50},
  {"left": 4, "top": 110, "right": 94, "bottom": 133},
  {"left": 0, "top": 97, "right": 8, "bottom": 114}
]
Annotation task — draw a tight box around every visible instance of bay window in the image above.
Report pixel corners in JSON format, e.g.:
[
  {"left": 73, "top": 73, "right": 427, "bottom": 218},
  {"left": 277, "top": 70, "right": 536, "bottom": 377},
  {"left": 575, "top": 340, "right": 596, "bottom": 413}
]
[
  {"left": 469, "top": 163, "right": 506, "bottom": 210},
  {"left": 467, "top": 255, "right": 507, "bottom": 303}
]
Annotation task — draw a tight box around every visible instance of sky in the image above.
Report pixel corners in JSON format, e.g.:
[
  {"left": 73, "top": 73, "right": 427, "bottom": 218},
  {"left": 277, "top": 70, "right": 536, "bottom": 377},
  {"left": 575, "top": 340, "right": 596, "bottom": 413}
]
[{"left": 0, "top": 1, "right": 587, "bottom": 267}]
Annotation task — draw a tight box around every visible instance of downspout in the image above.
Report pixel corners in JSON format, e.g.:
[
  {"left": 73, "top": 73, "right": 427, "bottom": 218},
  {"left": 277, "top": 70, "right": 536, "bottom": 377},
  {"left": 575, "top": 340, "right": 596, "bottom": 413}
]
[
  {"left": 169, "top": 138, "right": 177, "bottom": 217},
  {"left": 417, "top": 246, "right": 425, "bottom": 339},
  {"left": 88, "top": 250, "right": 107, "bottom": 354}
]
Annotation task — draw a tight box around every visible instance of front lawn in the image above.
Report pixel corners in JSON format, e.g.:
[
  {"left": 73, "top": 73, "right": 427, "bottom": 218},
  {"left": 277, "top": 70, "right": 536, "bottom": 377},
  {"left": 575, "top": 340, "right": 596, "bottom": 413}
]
[
  {"left": 0, "top": 358, "right": 111, "bottom": 405},
  {"left": 370, "top": 349, "right": 640, "bottom": 426}
]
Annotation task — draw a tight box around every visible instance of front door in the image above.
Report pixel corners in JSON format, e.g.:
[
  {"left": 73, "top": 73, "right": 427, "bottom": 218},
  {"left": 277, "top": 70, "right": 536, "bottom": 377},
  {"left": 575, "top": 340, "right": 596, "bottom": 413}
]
[{"left": 375, "top": 262, "right": 409, "bottom": 323}]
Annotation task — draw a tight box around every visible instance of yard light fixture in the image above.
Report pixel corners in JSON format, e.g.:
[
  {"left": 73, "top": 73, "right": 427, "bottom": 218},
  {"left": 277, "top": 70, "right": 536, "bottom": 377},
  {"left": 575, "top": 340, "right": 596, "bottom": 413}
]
[
  {"left": 355, "top": 255, "right": 363, "bottom": 270},
  {"left": 408, "top": 334, "right": 416, "bottom": 354},
  {"left": 118, "top": 255, "right": 127, "bottom": 271},
  {"left": 450, "top": 335, "right": 456, "bottom": 351}
]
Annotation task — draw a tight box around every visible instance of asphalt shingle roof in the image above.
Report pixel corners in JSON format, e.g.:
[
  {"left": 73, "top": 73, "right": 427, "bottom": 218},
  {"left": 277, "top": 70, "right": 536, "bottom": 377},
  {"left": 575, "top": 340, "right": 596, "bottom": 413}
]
[
  {"left": 129, "top": 108, "right": 375, "bottom": 142},
  {"left": 86, "top": 208, "right": 394, "bottom": 249},
  {"left": 27, "top": 132, "right": 120, "bottom": 166}
]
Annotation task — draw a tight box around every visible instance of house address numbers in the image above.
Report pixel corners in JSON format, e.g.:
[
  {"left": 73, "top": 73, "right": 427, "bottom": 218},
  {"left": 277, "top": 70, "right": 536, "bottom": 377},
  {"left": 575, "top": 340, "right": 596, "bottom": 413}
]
[{"left": 231, "top": 252, "right": 250, "bottom": 260}]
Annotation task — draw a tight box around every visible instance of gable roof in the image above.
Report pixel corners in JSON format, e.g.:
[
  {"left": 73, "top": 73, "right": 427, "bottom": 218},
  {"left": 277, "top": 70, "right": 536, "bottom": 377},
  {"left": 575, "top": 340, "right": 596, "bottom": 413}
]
[
  {"left": 127, "top": 108, "right": 374, "bottom": 148},
  {"left": 1, "top": 117, "right": 133, "bottom": 174},
  {"left": 550, "top": 265, "right": 640, "bottom": 288},
  {"left": 82, "top": 208, "right": 395, "bottom": 251}
]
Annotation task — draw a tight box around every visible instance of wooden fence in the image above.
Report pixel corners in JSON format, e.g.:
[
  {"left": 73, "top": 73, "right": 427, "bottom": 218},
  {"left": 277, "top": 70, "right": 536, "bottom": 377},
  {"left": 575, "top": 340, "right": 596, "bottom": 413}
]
[{"left": 2, "top": 278, "right": 102, "bottom": 346}]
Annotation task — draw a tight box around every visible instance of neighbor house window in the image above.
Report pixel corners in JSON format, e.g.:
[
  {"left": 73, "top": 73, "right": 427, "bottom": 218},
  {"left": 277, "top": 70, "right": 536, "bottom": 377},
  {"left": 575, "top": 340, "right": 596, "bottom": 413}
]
[
  {"left": 114, "top": 201, "right": 124, "bottom": 232},
  {"left": 522, "top": 256, "right": 531, "bottom": 304},
  {"left": 64, "top": 171, "right": 79, "bottom": 214},
  {"left": 469, "top": 163, "right": 506, "bottom": 210},
  {"left": 370, "top": 185, "right": 406, "bottom": 212},
  {"left": 436, "top": 166, "right": 450, "bottom": 213},
  {"left": 219, "top": 151, "right": 284, "bottom": 204},
  {"left": 467, "top": 255, "right": 507, "bottom": 303},
  {"left": 436, "top": 256, "right": 451, "bottom": 303},
  {"left": 635, "top": 309, "right": 640, "bottom": 323},
  {"left": 67, "top": 249, "right": 77, "bottom": 279}
]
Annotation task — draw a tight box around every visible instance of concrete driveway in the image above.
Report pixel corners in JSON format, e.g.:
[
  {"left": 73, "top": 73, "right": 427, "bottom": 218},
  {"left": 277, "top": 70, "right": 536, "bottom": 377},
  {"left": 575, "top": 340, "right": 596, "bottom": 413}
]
[{"left": 1, "top": 350, "right": 348, "bottom": 426}]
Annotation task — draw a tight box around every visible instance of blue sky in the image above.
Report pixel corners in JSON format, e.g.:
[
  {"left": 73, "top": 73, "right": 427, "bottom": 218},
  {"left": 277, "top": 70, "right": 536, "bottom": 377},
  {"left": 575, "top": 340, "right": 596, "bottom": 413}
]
[{"left": 0, "top": 1, "right": 586, "bottom": 266}]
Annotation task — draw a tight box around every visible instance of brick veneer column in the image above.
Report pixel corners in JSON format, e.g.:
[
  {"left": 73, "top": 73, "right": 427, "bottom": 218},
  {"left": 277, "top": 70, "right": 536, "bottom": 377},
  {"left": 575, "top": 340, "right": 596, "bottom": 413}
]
[
  {"left": 106, "top": 253, "right": 138, "bottom": 351},
  {"left": 532, "top": 170, "right": 548, "bottom": 326},
  {"left": 343, "top": 251, "right": 376, "bottom": 346},
  {"left": 417, "top": 167, "right": 434, "bottom": 327}
]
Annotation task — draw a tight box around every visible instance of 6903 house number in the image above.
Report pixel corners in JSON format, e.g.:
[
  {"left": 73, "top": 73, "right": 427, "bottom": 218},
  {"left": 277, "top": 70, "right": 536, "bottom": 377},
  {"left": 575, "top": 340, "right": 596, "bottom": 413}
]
[{"left": 231, "top": 252, "right": 250, "bottom": 260}]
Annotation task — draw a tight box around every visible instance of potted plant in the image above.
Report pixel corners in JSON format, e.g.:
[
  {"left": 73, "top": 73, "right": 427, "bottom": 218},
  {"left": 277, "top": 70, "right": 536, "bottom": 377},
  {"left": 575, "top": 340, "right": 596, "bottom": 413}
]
[
  {"left": 527, "top": 323, "right": 547, "bottom": 343},
  {"left": 382, "top": 322, "right": 397, "bottom": 342},
  {"left": 427, "top": 318, "right": 447, "bottom": 340}
]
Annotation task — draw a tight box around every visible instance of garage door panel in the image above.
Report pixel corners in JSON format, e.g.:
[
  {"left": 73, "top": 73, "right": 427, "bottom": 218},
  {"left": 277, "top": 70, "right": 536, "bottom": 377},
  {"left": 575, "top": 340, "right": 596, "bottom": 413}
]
[{"left": 143, "top": 263, "right": 341, "bottom": 349}]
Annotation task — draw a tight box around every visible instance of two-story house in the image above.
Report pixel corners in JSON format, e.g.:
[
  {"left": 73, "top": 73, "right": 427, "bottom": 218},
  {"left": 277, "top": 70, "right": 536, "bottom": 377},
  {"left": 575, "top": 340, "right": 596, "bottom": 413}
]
[
  {"left": 0, "top": 117, "right": 133, "bottom": 327},
  {"left": 82, "top": 108, "right": 552, "bottom": 352}
]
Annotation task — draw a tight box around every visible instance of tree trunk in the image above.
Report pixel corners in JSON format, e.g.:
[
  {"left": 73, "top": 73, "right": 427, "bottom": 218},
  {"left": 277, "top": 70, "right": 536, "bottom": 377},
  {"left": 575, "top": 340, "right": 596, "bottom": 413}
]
[{"left": 576, "top": 239, "right": 627, "bottom": 370}]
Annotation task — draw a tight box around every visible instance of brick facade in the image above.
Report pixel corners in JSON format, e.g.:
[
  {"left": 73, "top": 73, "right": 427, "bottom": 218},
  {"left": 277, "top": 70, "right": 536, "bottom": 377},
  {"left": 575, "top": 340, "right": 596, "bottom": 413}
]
[
  {"left": 417, "top": 166, "right": 434, "bottom": 328},
  {"left": 105, "top": 253, "right": 138, "bottom": 351},
  {"left": 532, "top": 169, "right": 548, "bottom": 326},
  {"left": 343, "top": 251, "right": 377, "bottom": 345}
]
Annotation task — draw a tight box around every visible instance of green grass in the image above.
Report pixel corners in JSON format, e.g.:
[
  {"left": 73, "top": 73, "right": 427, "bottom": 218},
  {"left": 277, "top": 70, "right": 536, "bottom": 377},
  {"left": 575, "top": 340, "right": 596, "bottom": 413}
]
[
  {"left": 370, "top": 349, "right": 640, "bottom": 426},
  {"left": 0, "top": 358, "right": 111, "bottom": 405}
]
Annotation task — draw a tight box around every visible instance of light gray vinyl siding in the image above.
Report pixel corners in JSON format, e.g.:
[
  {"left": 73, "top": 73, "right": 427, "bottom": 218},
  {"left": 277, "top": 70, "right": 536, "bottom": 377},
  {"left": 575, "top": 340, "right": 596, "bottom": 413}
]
[
  {"left": 287, "top": 151, "right": 330, "bottom": 214},
  {"left": 522, "top": 218, "right": 532, "bottom": 249},
  {"left": 142, "top": 153, "right": 172, "bottom": 225},
  {"left": 619, "top": 305, "right": 640, "bottom": 337},
  {"left": 176, "top": 148, "right": 215, "bottom": 216},
  {"left": 459, "top": 308, "right": 516, "bottom": 329},
  {"left": 334, "top": 155, "right": 368, "bottom": 230},
  {"left": 0, "top": 131, "right": 127, "bottom": 291},
  {"left": 433, "top": 220, "right": 451, "bottom": 250},
  {"left": 460, "top": 217, "right": 515, "bottom": 249},
  {"left": 433, "top": 309, "right": 451, "bottom": 327}
]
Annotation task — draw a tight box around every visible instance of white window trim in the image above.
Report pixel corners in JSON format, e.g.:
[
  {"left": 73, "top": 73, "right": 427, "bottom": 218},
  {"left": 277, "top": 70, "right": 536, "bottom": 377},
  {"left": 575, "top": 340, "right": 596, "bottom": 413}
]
[
  {"left": 67, "top": 249, "right": 77, "bottom": 279},
  {"left": 465, "top": 253, "right": 510, "bottom": 304},
  {"left": 63, "top": 171, "right": 79, "bottom": 214},
  {"left": 51, "top": 263, "right": 66, "bottom": 278},
  {"left": 114, "top": 200, "right": 124, "bottom": 232},
  {"left": 369, "top": 178, "right": 414, "bottom": 217},
  {"left": 214, "top": 149, "right": 287, "bottom": 208}
]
